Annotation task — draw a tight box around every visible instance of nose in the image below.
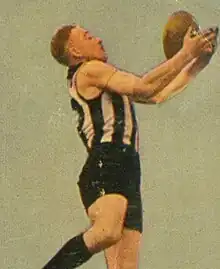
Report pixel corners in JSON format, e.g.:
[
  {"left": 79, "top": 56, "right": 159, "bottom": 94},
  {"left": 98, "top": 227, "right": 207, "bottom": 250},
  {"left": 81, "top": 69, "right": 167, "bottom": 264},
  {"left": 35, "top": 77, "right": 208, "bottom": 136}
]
[{"left": 96, "top": 36, "right": 102, "bottom": 43}]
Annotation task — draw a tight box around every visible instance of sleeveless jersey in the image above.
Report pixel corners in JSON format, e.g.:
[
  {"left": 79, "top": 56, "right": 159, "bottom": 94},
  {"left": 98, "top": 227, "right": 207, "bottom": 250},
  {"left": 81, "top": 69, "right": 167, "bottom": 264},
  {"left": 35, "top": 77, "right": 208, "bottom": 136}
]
[{"left": 67, "top": 62, "right": 139, "bottom": 153}]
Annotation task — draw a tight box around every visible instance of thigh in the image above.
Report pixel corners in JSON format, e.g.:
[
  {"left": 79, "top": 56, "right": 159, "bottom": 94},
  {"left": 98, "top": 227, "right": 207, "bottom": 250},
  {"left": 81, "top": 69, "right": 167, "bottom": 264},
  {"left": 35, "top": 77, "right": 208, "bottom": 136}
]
[
  {"left": 104, "top": 228, "right": 142, "bottom": 269},
  {"left": 84, "top": 194, "right": 128, "bottom": 252},
  {"left": 87, "top": 193, "right": 128, "bottom": 228}
]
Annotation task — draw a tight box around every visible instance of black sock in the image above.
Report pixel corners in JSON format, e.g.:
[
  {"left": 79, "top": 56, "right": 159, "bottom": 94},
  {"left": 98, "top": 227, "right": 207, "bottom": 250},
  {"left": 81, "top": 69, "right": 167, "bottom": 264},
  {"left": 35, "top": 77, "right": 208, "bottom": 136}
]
[{"left": 42, "top": 233, "right": 93, "bottom": 269}]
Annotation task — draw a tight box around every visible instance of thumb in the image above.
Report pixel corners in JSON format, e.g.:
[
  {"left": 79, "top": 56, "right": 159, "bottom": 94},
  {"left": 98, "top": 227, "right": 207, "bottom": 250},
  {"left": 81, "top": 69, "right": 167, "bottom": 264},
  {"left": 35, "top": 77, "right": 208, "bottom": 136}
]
[
  {"left": 187, "top": 25, "right": 193, "bottom": 34},
  {"left": 185, "top": 26, "right": 193, "bottom": 36},
  {"left": 184, "top": 26, "right": 194, "bottom": 39},
  {"left": 183, "top": 26, "right": 191, "bottom": 42},
  {"left": 188, "top": 26, "right": 199, "bottom": 38}
]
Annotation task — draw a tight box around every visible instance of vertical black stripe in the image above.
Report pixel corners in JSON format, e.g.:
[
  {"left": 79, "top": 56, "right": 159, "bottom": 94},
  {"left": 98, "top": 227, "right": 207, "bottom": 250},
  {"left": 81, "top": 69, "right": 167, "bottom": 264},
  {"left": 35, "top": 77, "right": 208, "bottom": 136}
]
[
  {"left": 67, "top": 63, "right": 83, "bottom": 80},
  {"left": 130, "top": 102, "right": 137, "bottom": 148},
  {"left": 87, "top": 98, "right": 104, "bottom": 148},
  {"left": 70, "top": 98, "right": 89, "bottom": 151},
  {"left": 111, "top": 93, "right": 125, "bottom": 145}
]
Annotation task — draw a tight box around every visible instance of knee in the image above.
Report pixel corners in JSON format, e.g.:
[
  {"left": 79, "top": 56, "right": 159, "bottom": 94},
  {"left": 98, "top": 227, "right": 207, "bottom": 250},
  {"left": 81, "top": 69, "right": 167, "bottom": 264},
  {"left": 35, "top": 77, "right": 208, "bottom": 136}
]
[
  {"left": 84, "top": 224, "right": 122, "bottom": 254},
  {"left": 102, "top": 227, "right": 122, "bottom": 246}
]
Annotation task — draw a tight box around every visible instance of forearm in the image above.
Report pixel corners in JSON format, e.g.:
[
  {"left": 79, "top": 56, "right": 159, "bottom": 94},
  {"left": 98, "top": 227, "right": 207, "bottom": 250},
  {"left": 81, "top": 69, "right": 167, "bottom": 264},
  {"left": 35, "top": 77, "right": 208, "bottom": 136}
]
[
  {"left": 147, "top": 55, "right": 211, "bottom": 104},
  {"left": 148, "top": 75, "right": 189, "bottom": 104},
  {"left": 141, "top": 49, "right": 192, "bottom": 85},
  {"left": 136, "top": 50, "right": 193, "bottom": 101},
  {"left": 135, "top": 77, "right": 188, "bottom": 104}
]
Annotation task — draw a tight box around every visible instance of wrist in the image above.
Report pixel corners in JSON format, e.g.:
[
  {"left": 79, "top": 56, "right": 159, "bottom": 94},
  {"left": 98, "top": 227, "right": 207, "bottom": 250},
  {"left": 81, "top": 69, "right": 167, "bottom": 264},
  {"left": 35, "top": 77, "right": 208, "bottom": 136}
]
[
  {"left": 170, "top": 49, "right": 194, "bottom": 71},
  {"left": 176, "top": 48, "right": 194, "bottom": 63}
]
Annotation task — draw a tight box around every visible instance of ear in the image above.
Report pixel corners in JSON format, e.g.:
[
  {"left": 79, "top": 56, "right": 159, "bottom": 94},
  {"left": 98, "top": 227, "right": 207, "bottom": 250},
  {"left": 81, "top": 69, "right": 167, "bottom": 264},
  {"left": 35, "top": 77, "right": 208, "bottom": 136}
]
[{"left": 68, "top": 45, "right": 82, "bottom": 59}]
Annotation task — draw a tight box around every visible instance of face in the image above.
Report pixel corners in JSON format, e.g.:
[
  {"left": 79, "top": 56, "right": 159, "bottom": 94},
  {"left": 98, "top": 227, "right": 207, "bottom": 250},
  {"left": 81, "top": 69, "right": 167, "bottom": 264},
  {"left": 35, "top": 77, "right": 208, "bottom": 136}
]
[{"left": 68, "top": 25, "right": 108, "bottom": 62}]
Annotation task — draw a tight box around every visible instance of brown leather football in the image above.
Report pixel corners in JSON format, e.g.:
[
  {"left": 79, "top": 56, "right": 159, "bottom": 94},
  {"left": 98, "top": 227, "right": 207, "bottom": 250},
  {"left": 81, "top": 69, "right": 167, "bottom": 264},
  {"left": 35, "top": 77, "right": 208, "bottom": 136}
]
[{"left": 163, "top": 10, "right": 200, "bottom": 59}]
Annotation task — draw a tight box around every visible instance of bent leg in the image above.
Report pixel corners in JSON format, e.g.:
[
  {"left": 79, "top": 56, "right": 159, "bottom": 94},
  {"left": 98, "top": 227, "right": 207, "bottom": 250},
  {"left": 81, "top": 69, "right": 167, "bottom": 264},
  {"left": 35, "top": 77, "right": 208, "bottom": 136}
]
[
  {"left": 42, "top": 193, "right": 127, "bottom": 269},
  {"left": 84, "top": 193, "right": 128, "bottom": 253}
]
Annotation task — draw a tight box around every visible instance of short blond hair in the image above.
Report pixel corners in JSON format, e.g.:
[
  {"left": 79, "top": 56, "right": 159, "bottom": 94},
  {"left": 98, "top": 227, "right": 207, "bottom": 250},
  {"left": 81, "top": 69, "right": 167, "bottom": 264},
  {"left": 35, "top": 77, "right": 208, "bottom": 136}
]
[{"left": 50, "top": 24, "right": 75, "bottom": 66}]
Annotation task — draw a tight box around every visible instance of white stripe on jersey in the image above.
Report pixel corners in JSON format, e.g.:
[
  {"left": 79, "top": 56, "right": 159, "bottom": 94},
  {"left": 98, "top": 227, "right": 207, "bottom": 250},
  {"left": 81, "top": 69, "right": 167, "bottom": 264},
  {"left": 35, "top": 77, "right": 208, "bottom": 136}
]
[
  {"left": 135, "top": 128, "right": 139, "bottom": 152},
  {"left": 100, "top": 92, "right": 115, "bottom": 143},
  {"left": 70, "top": 89, "right": 94, "bottom": 148},
  {"left": 122, "top": 95, "right": 133, "bottom": 145}
]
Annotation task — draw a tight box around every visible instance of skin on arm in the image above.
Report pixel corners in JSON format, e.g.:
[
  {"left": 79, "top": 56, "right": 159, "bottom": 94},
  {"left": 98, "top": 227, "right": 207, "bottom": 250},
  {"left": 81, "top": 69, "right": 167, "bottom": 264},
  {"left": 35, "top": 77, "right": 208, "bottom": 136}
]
[
  {"left": 79, "top": 49, "right": 194, "bottom": 102},
  {"left": 139, "top": 27, "right": 218, "bottom": 104},
  {"left": 78, "top": 27, "right": 216, "bottom": 103},
  {"left": 140, "top": 27, "right": 217, "bottom": 85},
  {"left": 145, "top": 53, "right": 213, "bottom": 104}
]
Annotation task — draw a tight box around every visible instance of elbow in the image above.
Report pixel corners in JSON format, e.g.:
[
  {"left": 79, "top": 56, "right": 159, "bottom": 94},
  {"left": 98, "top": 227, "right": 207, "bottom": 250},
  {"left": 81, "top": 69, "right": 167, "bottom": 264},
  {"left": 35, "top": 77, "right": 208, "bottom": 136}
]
[
  {"left": 147, "top": 96, "right": 164, "bottom": 104},
  {"left": 132, "top": 83, "right": 165, "bottom": 104}
]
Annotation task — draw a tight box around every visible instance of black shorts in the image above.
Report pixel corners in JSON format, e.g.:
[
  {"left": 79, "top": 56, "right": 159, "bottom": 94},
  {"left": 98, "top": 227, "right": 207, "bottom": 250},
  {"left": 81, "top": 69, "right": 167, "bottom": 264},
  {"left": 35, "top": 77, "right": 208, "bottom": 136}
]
[{"left": 77, "top": 143, "right": 143, "bottom": 233}]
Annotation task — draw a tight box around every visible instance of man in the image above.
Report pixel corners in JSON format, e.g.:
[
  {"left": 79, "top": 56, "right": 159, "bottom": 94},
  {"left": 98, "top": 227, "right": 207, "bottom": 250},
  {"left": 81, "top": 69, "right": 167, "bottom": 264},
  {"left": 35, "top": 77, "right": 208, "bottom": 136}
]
[{"left": 43, "top": 24, "right": 218, "bottom": 269}]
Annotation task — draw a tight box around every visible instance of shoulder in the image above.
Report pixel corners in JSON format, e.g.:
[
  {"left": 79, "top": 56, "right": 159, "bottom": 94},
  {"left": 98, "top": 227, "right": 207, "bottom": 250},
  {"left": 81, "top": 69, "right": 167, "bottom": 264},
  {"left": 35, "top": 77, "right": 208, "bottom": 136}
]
[
  {"left": 80, "top": 60, "right": 117, "bottom": 74},
  {"left": 76, "top": 60, "right": 143, "bottom": 98},
  {"left": 78, "top": 60, "right": 118, "bottom": 88}
]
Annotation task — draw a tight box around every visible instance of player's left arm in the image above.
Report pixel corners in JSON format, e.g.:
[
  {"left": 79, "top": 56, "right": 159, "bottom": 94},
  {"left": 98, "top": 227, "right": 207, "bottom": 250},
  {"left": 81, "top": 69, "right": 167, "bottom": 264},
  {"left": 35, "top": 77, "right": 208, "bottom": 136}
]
[
  {"left": 132, "top": 28, "right": 218, "bottom": 104},
  {"left": 143, "top": 27, "right": 219, "bottom": 104},
  {"left": 149, "top": 54, "right": 212, "bottom": 104},
  {"left": 131, "top": 53, "right": 212, "bottom": 104}
]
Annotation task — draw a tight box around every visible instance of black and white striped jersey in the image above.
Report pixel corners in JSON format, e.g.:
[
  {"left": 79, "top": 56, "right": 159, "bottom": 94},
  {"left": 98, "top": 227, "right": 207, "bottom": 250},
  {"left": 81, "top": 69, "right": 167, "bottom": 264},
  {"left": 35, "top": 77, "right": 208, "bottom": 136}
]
[{"left": 67, "top": 62, "right": 139, "bottom": 153}]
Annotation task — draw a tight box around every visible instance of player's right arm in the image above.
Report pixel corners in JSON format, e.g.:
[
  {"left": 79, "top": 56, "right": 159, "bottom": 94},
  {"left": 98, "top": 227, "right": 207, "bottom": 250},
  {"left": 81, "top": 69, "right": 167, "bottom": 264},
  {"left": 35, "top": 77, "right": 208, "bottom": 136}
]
[
  {"left": 147, "top": 52, "right": 214, "bottom": 104},
  {"left": 81, "top": 27, "right": 215, "bottom": 102},
  {"left": 81, "top": 50, "right": 192, "bottom": 101}
]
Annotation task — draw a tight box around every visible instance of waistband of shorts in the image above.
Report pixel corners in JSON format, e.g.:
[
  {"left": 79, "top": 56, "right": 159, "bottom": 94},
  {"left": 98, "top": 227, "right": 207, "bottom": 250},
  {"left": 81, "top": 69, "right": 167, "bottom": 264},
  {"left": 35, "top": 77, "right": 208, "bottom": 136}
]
[{"left": 89, "top": 142, "right": 139, "bottom": 156}]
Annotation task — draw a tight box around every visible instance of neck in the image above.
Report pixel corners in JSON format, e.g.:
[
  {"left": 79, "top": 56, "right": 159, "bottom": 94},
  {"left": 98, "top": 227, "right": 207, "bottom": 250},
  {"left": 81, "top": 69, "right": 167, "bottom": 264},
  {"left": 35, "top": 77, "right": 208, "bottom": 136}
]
[
  {"left": 68, "top": 56, "right": 107, "bottom": 67},
  {"left": 68, "top": 55, "right": 89, "bottom": 67},
  {"left": 69, "top": 60, "right": 83, "bottom": 67}
]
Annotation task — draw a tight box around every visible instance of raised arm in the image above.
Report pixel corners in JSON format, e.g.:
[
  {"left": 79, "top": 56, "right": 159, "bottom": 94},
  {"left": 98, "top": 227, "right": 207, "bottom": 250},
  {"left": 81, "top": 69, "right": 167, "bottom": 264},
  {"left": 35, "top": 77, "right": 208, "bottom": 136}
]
[
  {"left": 143, "top": 54, "right": 213, "bottom": 104},
  {"left": 80, "top": 27, "right": 215, "bottom": 102},
  {"left": 80, "top": 49, "right": 192, "bottom": 99},
  {"left": 144, "top": 28, "right": 219, "bottom": 104}
]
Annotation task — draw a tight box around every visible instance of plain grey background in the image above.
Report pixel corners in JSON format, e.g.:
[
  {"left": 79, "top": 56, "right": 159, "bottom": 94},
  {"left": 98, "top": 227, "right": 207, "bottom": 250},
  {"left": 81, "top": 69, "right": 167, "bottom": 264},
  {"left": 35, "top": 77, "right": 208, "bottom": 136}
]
[{"left": 1, "top": 1, "right": 220, "bottom": 268}]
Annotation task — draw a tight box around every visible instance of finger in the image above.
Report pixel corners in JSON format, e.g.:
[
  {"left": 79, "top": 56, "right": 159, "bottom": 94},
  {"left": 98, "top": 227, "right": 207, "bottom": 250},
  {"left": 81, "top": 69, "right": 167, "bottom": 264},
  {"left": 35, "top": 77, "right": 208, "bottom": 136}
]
[
  {"left": 215, "top": 26, "right": 219, "bottom": 35},
  {"left": 202, "top": 41, "right": 214, "bottom": 54},
  {"left": 211, "top": 37, "right": 218, "bottom": 53},
  {"left": 202, "top": 28, "right": 219, "bottom": 42},
  {"left": 201, "top": 28, "right": 214, "bottom": 37},
  {"left": 188, "top": 26, "right": 200, "bottom": 38},
  {"left": 204, "top": 32, "right": 217, "bottom": 42},
  {"left": 186, "top": 25, "right": 193, "bottom": 35},
  {"left": 207, "top": 26, "right": 219, "bottom": 35},
  {"left": 186, "top": 26, "right": 196, "bottom": 37},
  {"left": 198, "top": 30, "right": 216, "bottom": 47}
]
